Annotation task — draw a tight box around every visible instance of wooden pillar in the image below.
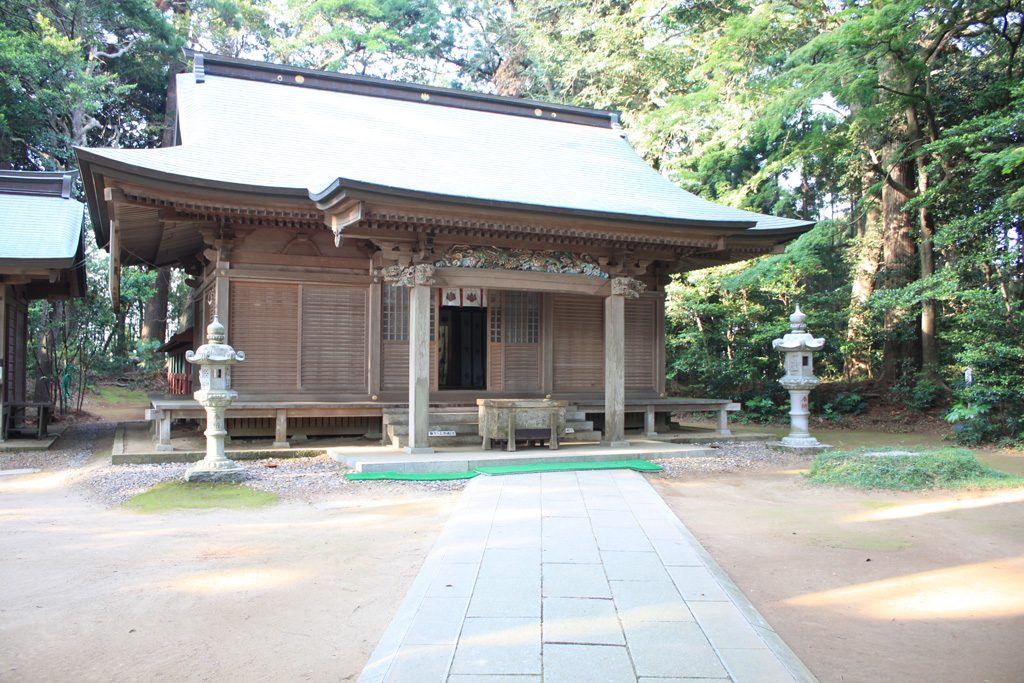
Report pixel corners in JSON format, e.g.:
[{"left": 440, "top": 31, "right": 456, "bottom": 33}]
[
  {"left": 156, "top": 412, "right": 173, "bottom": 451},
  {"left": 274, "top": 409, "right": 289, "bottom": 448},
  {"left": 603, "top": 289, "right": 628, "bottom": 447},
  {"left": 604, "top": 278, "right": 644, "bottom": 447},
  {"left": 542, "top": 293, "right": 554, "bottom": 395},
  {"left": 655, "top": 291, "right": 667, "bottom": 397},
  {"left": 367, "top": 280, "right": 381, "bottom": 399},
  {"left": 214, "top": 261, "right": 230, "bottom": 342},
  {"left": 407, "top": 281, "right": 433, "bottom": 453},
  {"left": 717, "top": 408, "right": 732, "bottom": 436},
  {"left": 644, "top": 406, "right": 657, "bottom": 437},
  {"left": 402, "top": 265, "right": 436, "bottom": 454},
  {"left": 0, "top": 286, "right": 6, "bottom": 443}
]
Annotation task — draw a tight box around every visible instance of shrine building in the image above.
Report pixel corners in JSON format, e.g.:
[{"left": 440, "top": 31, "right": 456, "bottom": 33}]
[{"left": 76, "top": 53, "right": 812, "bottom": 452}]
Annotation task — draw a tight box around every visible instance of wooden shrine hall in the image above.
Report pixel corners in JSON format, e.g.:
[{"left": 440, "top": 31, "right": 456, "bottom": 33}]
[
  {"left": 77, "top": 53, "right": 812, "bottom": 452},
  {"left": 0, "top": 170, "right": 87, "bottom": 441}
]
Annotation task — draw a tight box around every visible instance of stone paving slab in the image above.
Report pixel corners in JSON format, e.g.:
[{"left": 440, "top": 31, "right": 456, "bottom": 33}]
[{"left": 357, "top": 470, "right": 817, "bottom": 683}]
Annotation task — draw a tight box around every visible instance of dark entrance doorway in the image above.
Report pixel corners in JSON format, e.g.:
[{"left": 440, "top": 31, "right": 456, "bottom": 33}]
[{"left": 438, "top": 306, "right": 487, "bottom": 390}]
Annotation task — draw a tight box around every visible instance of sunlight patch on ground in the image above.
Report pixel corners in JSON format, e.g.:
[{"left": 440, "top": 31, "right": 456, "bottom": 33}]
[
  {"left": 784, "top": 557, "right": 1024, "bottom": 620},
  {"left": 845, "top": 489, "right": 1024, "bottom": 522},
  {"left": 171, "top": 567, "right": 307, "bottom": 594},
  {"left": 0, "top": 470, "right": 71, "bottom": 493}
]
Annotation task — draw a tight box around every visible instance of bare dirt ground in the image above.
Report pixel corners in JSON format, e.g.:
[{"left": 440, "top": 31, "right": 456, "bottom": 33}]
[
  {"left": 0, "top": 426, "right": 458, "bottom": 683},
  {"left": 654, "top": 454, "right": 1024, "bottom": 683},
  {"left": 4, "top": 420, "right": 1024, "bottom": 682}
]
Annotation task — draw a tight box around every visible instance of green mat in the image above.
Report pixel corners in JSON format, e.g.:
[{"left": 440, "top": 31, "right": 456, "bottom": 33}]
[{"left": 345, "top": 459, "right": 662, "bottom": 481}]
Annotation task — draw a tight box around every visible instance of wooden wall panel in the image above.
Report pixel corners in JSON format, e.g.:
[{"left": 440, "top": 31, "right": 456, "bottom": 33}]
[
  {"left": 552, "top": 294, "right": 604, "bottom": 392},
  {"left": 625, "top": 297, "right": 657, "bottom": 391},
  {"left": 488, "top": 344, "right": 503, "bottom": 391},
  {"left": 230, "top": 281, "right": 299, "bottom": 392},
  {"left": 382, "top": 343, "right": 408, "bottom": 391},
  {"left": 488, "top": 292, "right": 503, "bottom": 391},
  {"left": 504, "top": 345, "right": 541, "bottom": 391},
  {"left": 300, "top": 285, "right": 367, "bottom": 391}
]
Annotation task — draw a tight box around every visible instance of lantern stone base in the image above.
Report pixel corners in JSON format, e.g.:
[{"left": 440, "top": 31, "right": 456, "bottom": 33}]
[
  {"left": 184, "top": 460, "right": 247, "bottom": 483},
  {"left": 768, "top": 439, "right": 833, "bottom": 454}
]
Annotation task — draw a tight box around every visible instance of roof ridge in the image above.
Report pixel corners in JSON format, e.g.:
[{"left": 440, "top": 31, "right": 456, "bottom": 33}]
[
  {"left": 0, "top": 170, "right": 79, "bottom": 198},
  {"left": 186, "top": 51, "right": 620, "bottom": 129}
]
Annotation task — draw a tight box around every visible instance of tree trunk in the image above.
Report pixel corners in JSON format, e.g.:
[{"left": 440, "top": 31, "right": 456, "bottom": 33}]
[
  {"left": 879, "top": 145, "right": 918, "bottom": 383},
  {"left": 917, "top": 178, "right": 939, "bottom": 374},
  {"left": 843, "top": 163, "right": 882, "bottom": 379},
  {"left": 142, "top": 267, "right": 171, "bottom": 343}
]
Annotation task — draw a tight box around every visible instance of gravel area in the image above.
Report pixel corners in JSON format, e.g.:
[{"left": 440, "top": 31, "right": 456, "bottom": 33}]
[
  {"left": 76, "top": 453, "right": 469, "bottom": 507},
  {"left": 5, "top": 423, "right": 802, "bottom": 506},
  {"left": 0, "top": 421, "right": 109, "bottom": 472},
  {"left": 652, "top": 440, "right": 808, "bottom": 477}
]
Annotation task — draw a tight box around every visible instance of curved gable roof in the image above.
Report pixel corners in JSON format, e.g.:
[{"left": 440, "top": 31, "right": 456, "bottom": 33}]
[{"left": 78, "top": 54, "right": 811, "bottom": 239}]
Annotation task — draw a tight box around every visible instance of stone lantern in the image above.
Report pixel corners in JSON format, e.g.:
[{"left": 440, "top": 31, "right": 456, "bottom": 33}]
[
  {"left": 184, "top": 316, "right": 247, "bottom": 482},
  {"left": 772, "top": 305, "right": 828, "bottom": 449}
]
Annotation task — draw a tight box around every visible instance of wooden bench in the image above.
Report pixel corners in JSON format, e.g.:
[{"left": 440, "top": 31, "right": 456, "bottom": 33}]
[
  {"left": 146, "top": 399, "right": 394, "bottom": 451},
  {"left": 573, "top": 398, "right": 741, "bottom": 437},
  {"left": 2, "top": 400, "right": 52, "bottom": 441}
]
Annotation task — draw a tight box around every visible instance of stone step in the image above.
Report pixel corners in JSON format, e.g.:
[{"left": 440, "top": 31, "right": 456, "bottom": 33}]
[
  {"left": 388, "top": 433, "right": 484, "bottom": 448},
  {"left": 334, "top": 441, "right": 717, "bottom": 473},
  {"left": 383, "top": 411, "right": 479, "bottom": 426},
  {"left": 562, "top": 430, "right": 603, "bottom": 442},
  {"left": 386, "top": 422, "right": 480, "bottom": 437}
]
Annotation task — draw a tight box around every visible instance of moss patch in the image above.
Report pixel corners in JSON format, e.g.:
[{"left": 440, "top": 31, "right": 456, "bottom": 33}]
[
  {"left": 807, "top": 448, "right": 1024, "bottom": 491},
  {"left": 124, "top": 481, "right": 278, "bottom": 513}
]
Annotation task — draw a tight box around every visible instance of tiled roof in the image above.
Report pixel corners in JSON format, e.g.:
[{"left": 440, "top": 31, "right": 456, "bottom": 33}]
[
  {"left": 0, "top": 192, "right": 83, "bottom": 264},
  {"left": 79, "top": 56, "right": 811, "bottom": 234}
]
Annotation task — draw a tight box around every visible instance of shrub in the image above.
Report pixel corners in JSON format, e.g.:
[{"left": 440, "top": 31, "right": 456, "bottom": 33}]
[
  {"left": 739, "top": 396, "right": 783, "bottom": 423},
  {"left": 822, "top": 392, "right": 866, "bottom": 421},
  {"left": 908, "top": 376, "right": 942, "bottom": 411},
  {"left": 807, "top": 449, "right": 1022, "bottom": 490},
  {"left": 892, "top": 372, "right": 941, "bottom": 412}
]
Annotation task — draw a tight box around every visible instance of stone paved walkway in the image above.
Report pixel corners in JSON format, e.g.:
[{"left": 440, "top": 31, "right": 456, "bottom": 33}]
[{"left": 358, "top": 470, "right": 816, "bottom": 683}]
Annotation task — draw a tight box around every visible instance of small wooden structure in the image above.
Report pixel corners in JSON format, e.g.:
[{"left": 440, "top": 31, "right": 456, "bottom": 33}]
[
  {"left": 0, "top": 170, "right": 87, "bottom": 440},
  {"left": 157, "top": 327, "right": 195, "bottom": 395},
  {"left": 77, "top": 53, "right": 812, "bottom": 452}
]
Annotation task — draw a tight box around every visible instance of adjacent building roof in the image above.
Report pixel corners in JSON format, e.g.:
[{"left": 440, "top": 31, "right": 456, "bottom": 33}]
[
  {"left": 0, "top": 170, "right": 86, "bottom": 297},
  {"left": 77, "top": 53, "right": 812, "bottom": 247}
]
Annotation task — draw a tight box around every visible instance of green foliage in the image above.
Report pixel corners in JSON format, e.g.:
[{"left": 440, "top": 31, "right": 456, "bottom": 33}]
[
  {"left": 822, "top": 392, "right": 866, "bottom": 422},
  {"left": 665, "top": 220, "right": 849, "bottom": 400},
  {"left": 737, "top": 396, "right": 784, "bottom": 424},
  {"left": 130, "top": 338, "right": 165, "bottom": 372},
  {"left": 807, "top": 449, "right": 1024, "bottom": 491},
  {"left": 0, "top": 0, "right": 178, "bottom": 168},
  {"left": 891, "top": 373, "right": 942, "bottom": 412}
]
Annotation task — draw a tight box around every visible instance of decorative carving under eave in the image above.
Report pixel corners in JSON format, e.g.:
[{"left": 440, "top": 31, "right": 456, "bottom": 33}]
[
  {"left": 610, "top": 276, "right": 646, "bottom": 299},
  {"left": 434, "top": 245, "right": 609, "bottom": 278},
  {"left": 380, "top": 263, "right": 436, "bottom": 287}
]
